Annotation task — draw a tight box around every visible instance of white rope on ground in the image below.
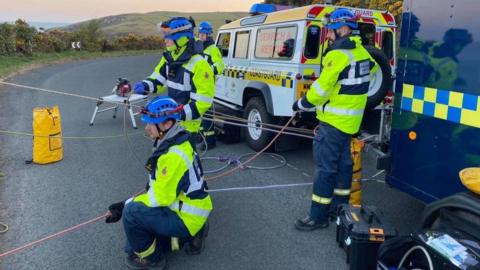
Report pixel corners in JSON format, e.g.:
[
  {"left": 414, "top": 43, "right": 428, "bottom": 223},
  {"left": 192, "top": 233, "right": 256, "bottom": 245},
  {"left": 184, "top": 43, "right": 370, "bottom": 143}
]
[{"left": 208, "top": 182, "right": 313, "bottom": 193}]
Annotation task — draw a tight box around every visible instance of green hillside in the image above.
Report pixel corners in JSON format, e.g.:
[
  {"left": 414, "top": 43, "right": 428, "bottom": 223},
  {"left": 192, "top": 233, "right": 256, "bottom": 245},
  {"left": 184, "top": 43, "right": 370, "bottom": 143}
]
[{"left": 62, "top": 11, "right": 249, "bottom": 38}]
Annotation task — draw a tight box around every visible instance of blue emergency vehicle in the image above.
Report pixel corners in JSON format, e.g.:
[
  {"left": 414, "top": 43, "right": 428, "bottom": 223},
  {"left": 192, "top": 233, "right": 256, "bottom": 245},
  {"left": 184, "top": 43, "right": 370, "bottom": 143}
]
[{"left": 386, "top": 0, "right": 480, "bottom": 228}]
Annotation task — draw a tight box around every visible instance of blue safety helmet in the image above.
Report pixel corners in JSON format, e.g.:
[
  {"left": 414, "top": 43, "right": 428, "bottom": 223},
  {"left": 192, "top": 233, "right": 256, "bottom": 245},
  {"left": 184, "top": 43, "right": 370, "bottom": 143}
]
[
  {"left": 198, "top": 21, "right": 213, "bottom": 35},
  {"left": 160, "top": 17, "right": 194, "bottom": 41},
  {"left": 325, "top": 8, "right": 358, "bottom": 30},
  {"left": 141, "top": 96, "right": 181, "bottom": 124}
]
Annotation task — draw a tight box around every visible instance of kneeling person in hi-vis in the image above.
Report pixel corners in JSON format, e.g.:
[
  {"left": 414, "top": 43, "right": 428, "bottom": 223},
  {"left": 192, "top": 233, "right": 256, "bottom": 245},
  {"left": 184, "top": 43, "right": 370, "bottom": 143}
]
[{"left": 106, "top": 96, "right": 212, "bottom": 269}]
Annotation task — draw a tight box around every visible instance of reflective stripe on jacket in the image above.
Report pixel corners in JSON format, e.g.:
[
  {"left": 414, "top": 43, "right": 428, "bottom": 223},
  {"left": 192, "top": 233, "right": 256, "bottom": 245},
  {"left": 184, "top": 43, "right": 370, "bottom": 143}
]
[
  {"left": 203, "top": 44, "right": 225, "bottom": 76},
  {"left": 142, "top": 43, "right": 215, "bottom": 133},
  {"left": 298, "top": 36, "right": 378, "bottom": 134}
]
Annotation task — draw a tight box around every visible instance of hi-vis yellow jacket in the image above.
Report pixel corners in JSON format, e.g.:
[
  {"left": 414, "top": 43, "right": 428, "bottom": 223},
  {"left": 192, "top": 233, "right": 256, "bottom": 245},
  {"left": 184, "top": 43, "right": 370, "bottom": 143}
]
[
  {"left": 142, "top": 40, "right": 214, "bottom": 133},
  {"left": 296, "top": 36, "right": 378, "bottom": 134},
  {"left": 133, "top": 125, "right": 212, "bottom": 236},
  {"left": 203, "top": 42, "right": 225, "bottom": 76}
]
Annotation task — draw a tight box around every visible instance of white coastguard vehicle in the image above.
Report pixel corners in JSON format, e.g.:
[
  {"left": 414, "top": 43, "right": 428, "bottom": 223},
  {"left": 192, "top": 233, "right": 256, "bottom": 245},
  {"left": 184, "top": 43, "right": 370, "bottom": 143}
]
[{"left": 213, "top": 3, "right": 396, "bottom": 150}]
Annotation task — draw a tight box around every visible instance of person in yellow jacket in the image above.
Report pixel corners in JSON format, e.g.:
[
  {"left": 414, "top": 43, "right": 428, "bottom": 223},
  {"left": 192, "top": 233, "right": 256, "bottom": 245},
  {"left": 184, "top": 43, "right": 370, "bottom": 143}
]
[
  {"left": 197, "top": 21, "right": 225, "bottom": 150},
  {"left": 105, "top": 96, "right": 212, "bottom": 269},
  {"left": 133, "top": 17, "right": 215, "bottom": 139},
  {"left": 292, "top": 8, "right": 378, "bottom": 231}
]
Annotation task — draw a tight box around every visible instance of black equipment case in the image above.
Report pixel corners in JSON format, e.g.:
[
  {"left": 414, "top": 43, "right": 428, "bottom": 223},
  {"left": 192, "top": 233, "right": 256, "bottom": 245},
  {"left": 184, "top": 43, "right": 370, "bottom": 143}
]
[{"left": 336, "top": 204, "right": 398, "bottom": 270}]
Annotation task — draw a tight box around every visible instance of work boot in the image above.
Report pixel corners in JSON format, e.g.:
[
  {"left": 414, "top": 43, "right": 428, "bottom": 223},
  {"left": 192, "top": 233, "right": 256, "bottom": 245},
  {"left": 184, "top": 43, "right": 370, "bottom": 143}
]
[
  {"left": 124, "top": 254, "right": 167, "bottom": 270},
  {"left": 185, "top": 221, "right": 209, "bottom": 255},
  {"left": 295, "top": 216, "right": 329, "bottom": 231}
]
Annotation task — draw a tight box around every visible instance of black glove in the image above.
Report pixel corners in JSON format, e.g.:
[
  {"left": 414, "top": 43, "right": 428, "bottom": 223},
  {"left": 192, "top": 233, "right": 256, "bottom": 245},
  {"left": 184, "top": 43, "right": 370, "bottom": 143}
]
[
  {"left": 292, "top": 100, "right": 300, "bottom": 112},
  {"left": 105, "top": 201, "right": 125, "bottom": 223}
]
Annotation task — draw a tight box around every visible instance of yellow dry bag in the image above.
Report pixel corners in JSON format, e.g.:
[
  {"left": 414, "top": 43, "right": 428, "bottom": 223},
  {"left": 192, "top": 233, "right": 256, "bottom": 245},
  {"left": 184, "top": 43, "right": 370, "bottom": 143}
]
[
  {"left": 32, "top": 106, "right": 63, "bottom": 164},
  {"left": 349, "top": 138, "right": 364, "bottom": 205}
]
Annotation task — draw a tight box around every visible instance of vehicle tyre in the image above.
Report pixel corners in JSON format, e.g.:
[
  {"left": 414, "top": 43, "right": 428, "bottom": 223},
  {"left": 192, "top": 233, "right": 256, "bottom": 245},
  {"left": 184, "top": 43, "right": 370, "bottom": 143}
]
[
  {"left": 365, "top": 46, "right": 392, "bottom": 109},
  {"left": 243, "top": 97, "right": 274, "bottom": 151}
]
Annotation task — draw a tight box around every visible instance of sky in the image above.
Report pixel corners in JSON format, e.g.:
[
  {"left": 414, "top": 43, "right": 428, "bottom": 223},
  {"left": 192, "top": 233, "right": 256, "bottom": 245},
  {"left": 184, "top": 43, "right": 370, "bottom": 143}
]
[{"left": 0, "top": 0, "right": 259, "bottom": 23}]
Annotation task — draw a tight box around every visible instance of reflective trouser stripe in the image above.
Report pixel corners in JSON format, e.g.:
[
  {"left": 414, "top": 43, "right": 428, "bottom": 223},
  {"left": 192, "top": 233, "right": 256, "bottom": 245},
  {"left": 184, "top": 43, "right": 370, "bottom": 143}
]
[
  {"left": 135, "top": 238, "right": 156, "bottom": 259},
  {"left": 333, "top": 189, "right": 351, "bottom": 196},
  {"left": 169, "top": 200, "right": 210, "bottom": 218},
  {"left": 171, "top": 237, "right": 180, "bottom": 251},
  {"left": 204, "top": 131, "right": 215, "bottom": 136},
  {"left": 312, "top": 194, "right": 332, "bottom": 204}
]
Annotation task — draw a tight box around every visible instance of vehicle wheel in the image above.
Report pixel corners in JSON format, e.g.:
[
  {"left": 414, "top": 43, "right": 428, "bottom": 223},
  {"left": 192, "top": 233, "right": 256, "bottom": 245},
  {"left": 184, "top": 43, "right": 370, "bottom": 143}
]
[
  {"left": 243, "top": 97, "right": 274, "bottom": 151},
  {"left": 365, "top": 46, "right": 392, "bottom": 109}
]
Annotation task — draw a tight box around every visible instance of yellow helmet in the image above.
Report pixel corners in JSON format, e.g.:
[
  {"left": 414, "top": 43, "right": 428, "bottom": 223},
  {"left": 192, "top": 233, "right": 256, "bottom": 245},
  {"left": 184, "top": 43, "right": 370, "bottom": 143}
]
[{"left": 459, "top": 168, "right": 480, "bottom": 195}]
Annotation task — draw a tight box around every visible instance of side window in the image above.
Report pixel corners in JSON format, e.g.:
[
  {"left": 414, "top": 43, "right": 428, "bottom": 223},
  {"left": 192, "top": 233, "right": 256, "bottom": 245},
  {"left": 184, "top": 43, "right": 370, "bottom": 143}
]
[
  {"left": 304, "top": 25, "right": 320, "bottom": 59},
  {"left": 255, "top": 28, "right": 276, "bottom": 58},
  {"left": 233, "top": 31, "right": 250, "bottom": 59},
  {"left": 255, "top": 25, "right": 297, "bottom": 59},
  {"left": 273, "top": 26, "right": 296, "bottom": 59},
  {"left": 382, "top": 31, "right": 394, "bottom": 60},
  {"left": 216, "top": 32, "right": 231, "bottom": 57}
]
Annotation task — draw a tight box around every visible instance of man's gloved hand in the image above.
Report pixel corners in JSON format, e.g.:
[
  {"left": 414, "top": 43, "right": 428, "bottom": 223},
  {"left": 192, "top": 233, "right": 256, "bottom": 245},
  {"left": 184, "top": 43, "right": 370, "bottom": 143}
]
[
  {"left": 292, "top": 100, "right": 300, "bottom": 112},
  {"left": 105, "top": 201, "right": 125, "bottom": 223},
  {"left": 133, "top": 82, "right": 148, "bottom": 95}
]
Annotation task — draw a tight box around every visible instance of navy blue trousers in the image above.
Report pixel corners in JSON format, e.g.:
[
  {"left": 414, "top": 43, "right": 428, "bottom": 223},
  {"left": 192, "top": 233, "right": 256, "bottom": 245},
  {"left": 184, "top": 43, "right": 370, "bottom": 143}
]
[
  {"left": 122, "top": 201, "right": 190, "bottom": 262},
  {"left": 310, "top": 122, "right": 353, "bottom": 222}
]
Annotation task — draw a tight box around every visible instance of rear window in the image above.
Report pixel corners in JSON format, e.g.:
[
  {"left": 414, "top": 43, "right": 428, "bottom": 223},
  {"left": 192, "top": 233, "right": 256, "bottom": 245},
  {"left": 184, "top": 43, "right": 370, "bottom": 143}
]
[
  {"left": 382, "top": 31, "right": 394, "bottom": 60},
  {"left": 234, "top": 31, "right": 250, "bottom": 59},
  {"left": 216, "top": 32, "right": 231, "bottom": 57},
  {"left": 255, "top": 26, "right": 297, "bottom": 59},
  {"left": 304, "top": 25, "right": 321, "bottom": 59},
  {"left": 357, "top": 23, "right": 376, "bottom": 46}
]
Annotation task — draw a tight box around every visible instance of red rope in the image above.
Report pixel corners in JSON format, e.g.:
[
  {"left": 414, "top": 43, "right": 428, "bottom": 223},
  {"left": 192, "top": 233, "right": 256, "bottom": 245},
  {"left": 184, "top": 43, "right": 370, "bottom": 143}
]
[
  {"left": 0, "top": 213, "right": 109, "bottom": 259},
  {"left": 0, "top": 115, "right": 296, "bottom": 258}
]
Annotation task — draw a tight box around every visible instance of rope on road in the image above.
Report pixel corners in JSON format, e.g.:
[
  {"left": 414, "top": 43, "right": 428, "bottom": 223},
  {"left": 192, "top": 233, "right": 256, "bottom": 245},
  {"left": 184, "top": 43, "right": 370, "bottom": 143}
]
[
  {"left": 0, "top": 81, "right": 306, "bottom": 258},
  {"left": 205, "top": 115, "right": 296, "bottom": 181},
  {"left": 208, "top": 182, "right": 312, "bottom": 193},
  {"left": 0, "top": 213, "right": 109, "bottom": 259},
  {"left": 0, "top": 129, "right": 143, "bottom": 140},
  {"left": 201, "top": 152, "right": 286, "bottom": 174}
]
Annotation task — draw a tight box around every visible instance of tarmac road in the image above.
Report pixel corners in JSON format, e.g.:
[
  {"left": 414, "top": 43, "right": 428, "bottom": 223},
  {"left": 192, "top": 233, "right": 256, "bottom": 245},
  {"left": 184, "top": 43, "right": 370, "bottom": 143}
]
[{"left": 0, "top": 54, "right": 424, "bottom": 270}]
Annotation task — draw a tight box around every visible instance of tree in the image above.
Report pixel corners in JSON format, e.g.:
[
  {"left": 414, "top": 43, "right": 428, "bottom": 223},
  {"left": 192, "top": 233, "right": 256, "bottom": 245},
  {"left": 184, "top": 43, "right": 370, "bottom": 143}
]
[
  {"left": 74, "top": 20, "right": 104, "bottom": 51},
  {"left": 0, "top": 23, "right": 16, "bottom": 55},
  {"left": 14, "top": 19, "right": 37, "bottom": 55}
]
